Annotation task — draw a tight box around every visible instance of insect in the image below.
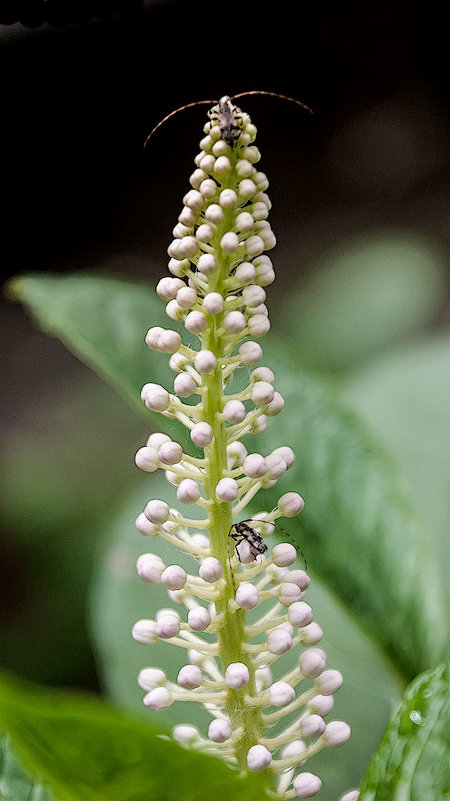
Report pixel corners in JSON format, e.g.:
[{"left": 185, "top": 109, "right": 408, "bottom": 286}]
[
  {"left": 143, "top": 90, "right": 313, "bottom": 148},
  {"left": 228, "top": 517, "right": 306, "bottom": 571}
]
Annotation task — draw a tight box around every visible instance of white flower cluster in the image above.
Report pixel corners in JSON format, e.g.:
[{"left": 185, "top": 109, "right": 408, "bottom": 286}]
[{"left": 132, "top": 97, "right": 352, "bottom": 799}]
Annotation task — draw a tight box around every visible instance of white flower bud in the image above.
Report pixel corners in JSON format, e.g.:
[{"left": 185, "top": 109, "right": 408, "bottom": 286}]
[
  {"left": 138, "top": 667, "right": 166, "bottom": 690},
  {"left": 269, "top": 681, "right": 296, "bottom": 707},
  {"left": 307, "top": 694, "right": 335, "bottom": 716},
  {"left": 194, "top": 350, "right": 217, "bottom": 374},
  {"left": 238, "top": 179, "right": 257, "bottom": 199},
  {"left": 247, "top": 744, "right": 272, "bottom": 771},
  {"left": 168, "top": 257, "right": 190, "bottom": 276},
  {"left": 132, "top": 619, "right": 158, "bottom": 644},
  {"left": 222, "top": 399, "right": 246, "bottom": 423},
  {"left": 160, "top": 565, "right": 187, "bottom": 591},
  {"left": 165, "top": 299, "right": 184, "bottom": 321},
  {"left": 160, "top": 330, "right": 182, "bottom": 353},
  {"left": 174, "top": 372, "right": 197, "bottom": 397},
  {"left": 223, "top": 310, "right": 246, "bottom": 333},
  {"left": 255, "top": 666, "right": 273, "bottom": 692},
  {"left": 288, "top": 602, "right": 314, "bottom": 629},
  {"left": 144, "top": 499, "right": 170, "bottom": 524},
  {"left": 135, "top": 513, "right": 159, "bottom": 537},
  {"left": 267, "top": 628, "right": 293, "bottom": 655},
  {"left": 272, "top": 543, "right": 298, "bottom": 567},
  {"left": 220, "top": 232, "right": 240, "bottom": 253},
  {"left": 177, "top": 479, "right": 201, "bottom": 504},
  {"left": 208, "top": 718, "right": 232, "bottom": 743},
  {"left": 135, "top": 446, "right": 159, "bottom": 472},
  {"left": 227, "top": 441, "right": 247, "bottom": 465},
  {"left": 248, "top": 313, "right": 270, "bottom": 336},
  {"left": 199, "top": 135, "right": 213, "bottom": 151},
  {"left": 301, "top": 622, "right": 324, "bottom": 645},
  {"left": 191, "top": 532, "right": 210, "bottom": 549},
  {"left": 212, "top": 139, "right": 229, "bottom": 156},
  {"left": 281, "top": 739, "right": 306, "bottom": 760},
  {"left": 235, "top": 158, "right": 254, "bottom": 178},
  {"left": 242, "top": 146, "right": 260, "bottom": 163},
  {"left": 254, "top": 171, "right": 269, "bottom": 190},
  {"left": 271, "top": 446, "right": 295, "bottom": 468},
  {"left": 177, "top": 235, "right": 198, "bottom": 259},
  {"left": 199, "top": 557, "right": 223, "bottom": 582},
  {"left": 199, "top": 178, "right": 217, "bottom": 197},
  {"left": 225, "top": 662, "right": 250, "bottom": 689},
  {"left": 190, "top": 168, "right": 207, "bottom": 188},
  {"left": 184, "top": 189, "right": 204, "bottom": 211},
  {"left": 203, "top": 292, "right": 223, "bottom": 315},
  {"left": 219, "top": 188, "right": 237, "bottom": 207},
  {"left": 288, "top": 570, "right": 310, "bottom": 591},
  {"left": 187, "top": 606, "right": 211, "bottom": 631},
  {"left": 204, "top": 203, "right": 224, "bottom": 223},
  {"left": 195, "top": 223, "right": 214, "bottom": 243},
  {"left": 141, "top": 383, "right": 170, "bottom": 412},
  {"left": 316, "top": 670, "right": 343, "bottom": 695},
  {"left": 339, "top": 792, "right": 360, "bottom": 801},
  {"left": 214, "top": 155, "right": 231, "bottom": 175},
  {"left": 239, "top": 340, "right": 263, "bottom": 365},
  {"left": 197, "top": 253, "right": 218, "bottom": 274},
  {"left": 243, "top": 453, "right": 267, "bottom": 477},
  {"left": 235, "top": 582, "right": 260, "bottom": 610},
  {"left": 177, "top": 664, "right": 203, "bottom": 689},
  {"left": 185, "top": 310, "right": 207, "bottom": 333},
  {"left": 235, "top": 211, "right": 254, "bottom": 232},
  {"left": 243, "top": 285, "right": 266, "bottom": 307},
  {"left": 178, "top": 207, "right": 197, "bottom": 227},
  {"left": 143, "top": 687, "right": 173, "bottom": 710},
  {"left": 301, "top": 714, "right": 326, "bottom": 738},
  {"left": 278, "top": 582, "right": 303, "bottom": 606},
  {"left": 215, "top": 477, "right": 239, "bottom": 502},
  {"left": 251, "top": 380, "right": 274, "bottom": 405},
  {"left": 253, "top": 255, "right": 275, "bottom": 285},
  {"left": 136, "top": 554, "right": 165, "bottom": 584},
  {"left": 235, "top": 261, "right": 256, "bottom": 283},
  {"left": 264, "top": 390, "right": 285, "bottom": 415},
  {"left": 156, "top": 612, "right": 180, "bottom": 639},
  {"left": 190, "top": 421, "right": 213, "bottom": 447},
  {"left": 251, "top": 201, "right": 269, "bottom": 221},
  {"left": 251, "top": 366, "right": 274, "bottom": 384},
  {"left": 278, "top": 492, "right": 305, "bottom": 518},
  {"left": 250, "top": 414, "right": 267, "bottom": 434},
  {"left": 324, "top": 721, "right": 351, "bottom": 747},
  {"left": 293, "top": 772, "right": 322, "bottom": 797},
  {"left": 159, "top": 441, "right": 183, "bottom": 465},
  {"left": 156, "top": 277, "right": 185, "bottom": 300},
  {"left": 176, "top": 286, "right": 197, "bottom": 308},
  {"left": 173, "top": 725, "right": 200, "bottom": 744}
]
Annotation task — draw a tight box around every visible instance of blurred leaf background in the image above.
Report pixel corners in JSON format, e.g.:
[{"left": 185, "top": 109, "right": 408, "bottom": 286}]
[{"left": 0, "top": 2, "right": 449, "bottom": 798}]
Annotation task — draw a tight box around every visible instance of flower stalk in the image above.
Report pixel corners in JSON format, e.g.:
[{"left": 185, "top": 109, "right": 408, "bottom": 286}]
[{"left": 132, "top": 96, "right": 354, "bottom": 798}]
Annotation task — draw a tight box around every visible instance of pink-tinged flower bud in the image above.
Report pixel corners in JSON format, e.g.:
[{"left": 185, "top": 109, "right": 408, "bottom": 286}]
[
  {"left": 159, "top": 441, "right": 183, "bottom": 465},
  {"left": 301, "top": 622, "right": 324, "bottom": 645},
  {"left": 316, "top": 670, "right": 343, "bottom": 695},
  {"left": 255, "top": 666, "right": 273, "bottom": 692},
  {"left": 135, "top": 446, "right": 159, "bottom": 472},
  {"left": 251, "top": 366, "right": 274, "bottom": 384},
  {"left": 250, "top": 414, "right": 267, "bottom": 434},
  {"left": 271, "top": 446, "right": 295, "bottom": 468},
  {"left": 132, "top": 619, "right": 158, "bottom": 644},
  {"left": 281, "top": 739, "right": 306, "bottom": 760},
  {"left": 278, "top": 492, "right": 305, "bottom": 518},
  {"left": 141, "top": 383, "right": 170, "bottom": 412},
  {"left": 307, "top": 694, "right": 335, "bottom": 716},
  {"left": 235, "top": 261, "right": 256, "bottom": 283},
  {"left": 239, "top": 340, "right": 263, "bottom": 366},
  {"left": 227, "top": 441, "right": 247, "bottom": 465},
  {"left": 156, "top": 612, "right": 180, "bottom": 639},
  {"left": 264, "top": 454, "right": 287, "bottom": 481},
  {"left": 208, "top": 718, "right": 232, "bottom": 743},
  {"left": 251, "top": 380, "right": 274, "bottom": 405},
  {"left": 225, "top": 662, "right": 250, "bottom": 689},
  {"left": 190, "top": 421, "right": 213, "bottom": 447},
  {"left": 264, "top": 391, "right": 284, "bottom": 416},
  {"left": 272, "top": 543, "right": 297, "bottom": 567},
  {"left": 185, "top": 310, "right": 207, "bottom": 333},
  {"left": 190, "top": 532, "right": 210, "bottom": 550},
  {"left": 278, "top": 582, "right": 303, "bottom": 606},
  {"left": 223, "top": 310, "right": 246, "bottom": 333},
  {"left": 160, "top": 565, "right": 187, "bottom": 591},
  {"left": 243, "top": 284, "right": 267, "bottom": 307},
  {"left": 215, "top": 477, "right": 239, "bottom": 502},
  {"left": 288, "top": 602, "right": 314, "bottom": 629},
  {"left": 145, "top": 326, "right": 164, "bottom": 349},
  {"left": 159, "top": 330, "right": 182, "bottom": 353},
  {"left": 144, "top": 499, "right": 170, "bottom": 524},
  {"left": 324, "top": 721, "right": 351, "bottom": 747},
  {"left": 199, "top": 557, "right": 223, "bottom": 582},
  {"left": 147, "top": 432, "right": 171, "bottom": 448},
  {"left": 174, "top": 372, "right": 197, "bottom": 397},
  {"left": 197, "top": 253, "right": 218, "bottom": 274},
  {"left": 143, "top": 687, "right": 173, "bottom": 710},
  {"left": 172, "top": 725, "right": 200, "bottom": 743},
  {"left": 243, "top": 453, "right": 267, "bottom": 478},
  {"left": 222, "top": 399, "right": 246, "bottom": 423},
  {"left": 138, "top": 667, "right": 166, "bottom": 690},
  {"left": 248, "top": 313, "right": 270, "bottom": 337},
  {"left": 156, "top": 277, "right": 185, "bottom": 299},
  {"left": 177, "top": 664, "right": 203, "bottom": 689},
  {"left": 288, "top": 570, "right": 311, "bottom": 590},
  {"left": 267, "top": 628, "right": 293, "bottom": 655},
  {"left": 135, "top": 513, "right": 159, "bottom": 537},
  {"left": 235, "top": 582, "right": 260, "bottom": 610},
  {"left": 187, "top": 607, "right": 211, "bottom": 631},
  {"left": 293, "top": 772, "right": 322, "bottom": 797},
  {"left": 136, "top": 554, "right": 165, "bottom": 584},
  {"left": 269, "top": 681, "right": 295, "bottom": 707},
  {"left": 177, "top": 479, "right": 201, "bottom": 504},
  {"left": 339, "top": 792, "right": 360, "bottom": 801},
  {"left": 176, "top": 286, "right": 197, "bottom": 308},
  {"left": 301, "top": 714, "right": 326, "bottom": 738},
  {"left": 203, "top": 292, "right": 223, "bottom": 315},
  {"left": 194, "top": 349, "right": 217, "bottom": 374},
  {"left": 247, "top": 744, "right": 272, "bottom": 771}
]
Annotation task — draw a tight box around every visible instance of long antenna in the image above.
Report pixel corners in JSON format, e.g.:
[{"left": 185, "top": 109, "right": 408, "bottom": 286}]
[
  {"left": 231, "top": 90, "right": 314, "bottom": 116},
  {"left": 143, "top": 98, "right": 217, "bottom": 148}
]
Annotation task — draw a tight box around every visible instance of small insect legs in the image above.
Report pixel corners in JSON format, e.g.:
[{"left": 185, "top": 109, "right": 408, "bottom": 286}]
[{"left": 144, "top": 90, "right": 313, "bottom": 148}]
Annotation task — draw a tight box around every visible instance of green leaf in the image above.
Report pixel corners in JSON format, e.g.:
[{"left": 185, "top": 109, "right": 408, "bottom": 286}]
[
  {"left": 0, "top": 735, "right": 55, "bottom": 801},
  {"left": 359, "top": 660, "right": 450, "bottom": 801},
  {"left": 89, "top": 477, "right": 401, "bottom": 801},
  {"left": 0, "top": 673, "right": 266, "bottom": 801},
  {"left": 344, "top": 335, "right": 450, "bottom": 639},
  {"left": 278, "top": 232, "right": 446, "bottom": 373},
  {"left": 10, "top": 272, "right": 447, "bottom": 679}
]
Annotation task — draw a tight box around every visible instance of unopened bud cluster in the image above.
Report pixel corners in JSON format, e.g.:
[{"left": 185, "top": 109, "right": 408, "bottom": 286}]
[{"left": 132, "top": 97, "right": 351, "bottom": 799}]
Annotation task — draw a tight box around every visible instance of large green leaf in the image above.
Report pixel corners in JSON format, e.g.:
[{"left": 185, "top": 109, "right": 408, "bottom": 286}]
[
  {"left": 0, "top": 673, "right": 265, "bottom": 801},
  {"left": 359, "top": 660, "right": 450, "bottom": 800},
  {"left": 344, "top": 336, "right": 450, "bottom": 632},
  {"left": 10, "top": 272, "right": 447, "bottom": 680},
  {"left": 278, "top": 231, "right": 446, "bottom": 373}
]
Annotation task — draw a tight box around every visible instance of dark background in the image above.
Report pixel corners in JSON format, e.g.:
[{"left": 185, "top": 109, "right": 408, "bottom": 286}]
[{"left": 1, "top": 0, "right": 449, "bottom": 692}]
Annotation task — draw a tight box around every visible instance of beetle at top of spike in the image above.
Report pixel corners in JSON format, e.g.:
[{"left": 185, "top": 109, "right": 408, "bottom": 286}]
[{"left": 143, "top": 90, "right": 313, "bottom": 148}]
